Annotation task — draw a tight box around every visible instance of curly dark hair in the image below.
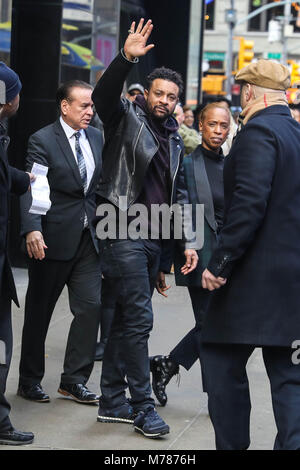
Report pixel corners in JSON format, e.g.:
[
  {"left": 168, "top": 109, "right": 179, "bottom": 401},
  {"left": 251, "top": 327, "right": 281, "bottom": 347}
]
[{"left": 146, "top": 67, "right": 184, "bottom": 96}]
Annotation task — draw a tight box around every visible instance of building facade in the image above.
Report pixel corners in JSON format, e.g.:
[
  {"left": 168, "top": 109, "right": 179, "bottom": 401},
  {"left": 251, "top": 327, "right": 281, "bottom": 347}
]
[
  {"left": 3, "top": 0, "right": 299, "bottom": 264},
  {"left": 3, "top": 0, "right": 194, "bottom": 266},
  {"left": 203, "top": 0, "right": 300, "bottom": 71}
]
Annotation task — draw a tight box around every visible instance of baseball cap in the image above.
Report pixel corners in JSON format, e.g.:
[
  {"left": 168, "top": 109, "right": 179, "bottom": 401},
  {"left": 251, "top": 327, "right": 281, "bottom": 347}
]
[{"left": 128, "top": 83, "right": 144, "bottom": 94}]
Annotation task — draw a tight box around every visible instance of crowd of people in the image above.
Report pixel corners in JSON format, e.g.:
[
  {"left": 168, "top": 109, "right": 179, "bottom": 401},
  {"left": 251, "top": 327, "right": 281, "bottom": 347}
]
[{"left": 1, "top": 18, "right": 300, "bottom": 450}]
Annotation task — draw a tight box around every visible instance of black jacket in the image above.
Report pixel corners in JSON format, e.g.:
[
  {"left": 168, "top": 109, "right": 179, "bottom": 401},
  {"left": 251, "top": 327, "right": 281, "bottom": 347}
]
[
  {"left": 0, "top": 138, "right": 29, "bottom": 306},
  {"left": 92, "top": 51, "right": 187, "bottom": 211},
  {"left": 203, "top": 105, "right": 300, "bottom": 346},
  {"left": 20, "top": 119, "right": 103, "bottom": 260},
  {"left": 174, "top": 145, "right": 218, "bottom": 287}
]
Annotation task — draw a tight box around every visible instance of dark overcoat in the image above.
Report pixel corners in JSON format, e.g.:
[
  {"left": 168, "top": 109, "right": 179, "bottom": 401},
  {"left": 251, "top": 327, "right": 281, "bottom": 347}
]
[
  {"left": 0, "top": 140, "right": 29, "bottom": 306},
  {"left": 174, "top": 145, "right": 218, "bottom": 287},
  {"left": 203, "top": 105, "right": 300, "bottom": 347}
]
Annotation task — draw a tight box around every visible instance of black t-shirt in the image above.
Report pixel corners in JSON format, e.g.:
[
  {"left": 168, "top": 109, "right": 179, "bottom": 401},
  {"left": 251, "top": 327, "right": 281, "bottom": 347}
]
[{"left": 201, "top": 145, "right": 224, "bottom": 232}]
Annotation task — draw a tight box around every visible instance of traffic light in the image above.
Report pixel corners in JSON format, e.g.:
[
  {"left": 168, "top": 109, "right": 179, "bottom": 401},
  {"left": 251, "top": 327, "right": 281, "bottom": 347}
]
[
  {"left": 291, "top": 62, "right": 300, "bottom": 86},
  {"left": 238, "top": 38, "right": 254, "bottom": 70},
  {"left": 202, "top": 75, "right": 227, "bottom": 95}
]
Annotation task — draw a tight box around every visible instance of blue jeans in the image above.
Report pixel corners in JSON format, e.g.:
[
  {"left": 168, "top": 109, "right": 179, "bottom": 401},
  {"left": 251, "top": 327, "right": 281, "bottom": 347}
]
[{"left": 99, "top": 238, "right": 161, "bottom": 411}]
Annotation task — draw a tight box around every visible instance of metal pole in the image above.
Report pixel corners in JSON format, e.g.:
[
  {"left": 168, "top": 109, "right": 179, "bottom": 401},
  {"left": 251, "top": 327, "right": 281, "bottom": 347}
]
[
  {"left": 90, "top": 1, "right": 97, "bottom": 87},
  {"left": 282, "top": 0, "right": 292, "bottom": 64},
  {"left": 225, "top": 0, "right": 235, "bottom": 100},
  {"left": 197, "top": 0, "right": 206, "bottom": 105}
]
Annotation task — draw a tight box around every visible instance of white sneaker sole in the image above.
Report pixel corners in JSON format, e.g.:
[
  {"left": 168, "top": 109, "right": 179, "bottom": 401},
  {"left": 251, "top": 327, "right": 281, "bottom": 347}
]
[
  {"left": 134, "top": 426, "right": 170, "bottom": 438},
  {"left": 97, "top": 415, "right": 134, "bottom": 424}
]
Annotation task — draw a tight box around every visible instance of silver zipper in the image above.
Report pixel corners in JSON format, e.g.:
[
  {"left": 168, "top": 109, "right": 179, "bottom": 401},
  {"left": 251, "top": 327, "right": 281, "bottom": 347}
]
[
  {"left": 170, "top": 142, "right": 181, "bottom": 210},
  {"left": 132, "top": 122, "right": 144, "bottom": 175}
]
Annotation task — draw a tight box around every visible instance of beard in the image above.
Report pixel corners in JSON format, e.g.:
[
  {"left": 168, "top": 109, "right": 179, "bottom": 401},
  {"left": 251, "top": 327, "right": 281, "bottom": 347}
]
[{"left": 146, "top": 101, "right": 175, "bottom": 122}]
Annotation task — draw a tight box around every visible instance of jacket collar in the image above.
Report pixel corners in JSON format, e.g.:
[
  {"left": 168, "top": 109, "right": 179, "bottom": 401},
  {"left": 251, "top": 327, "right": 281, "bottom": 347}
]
[{"left": 245, "top": 104, "right": 291, "bottom": 120}]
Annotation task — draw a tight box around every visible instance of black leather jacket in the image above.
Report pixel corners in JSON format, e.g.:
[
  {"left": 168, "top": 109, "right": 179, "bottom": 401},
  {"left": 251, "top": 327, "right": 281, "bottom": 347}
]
[{"left": 92, "top": 51, "right": 188, "bottom": 211}]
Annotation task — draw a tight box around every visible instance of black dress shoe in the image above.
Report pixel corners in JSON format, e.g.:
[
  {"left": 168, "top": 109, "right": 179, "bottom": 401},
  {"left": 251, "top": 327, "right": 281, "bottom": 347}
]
[
  {"left": 150, "top": 355, "right": 179, "bottom": 407},
  {"left": 17, "top": 383, "right": 50, "bottom": 403},
  {"left": 0, "top": 427, "right": 34, "bottom": 446},
  {"left": 58, "top": 383, "right": 99, "bottom": 405}
]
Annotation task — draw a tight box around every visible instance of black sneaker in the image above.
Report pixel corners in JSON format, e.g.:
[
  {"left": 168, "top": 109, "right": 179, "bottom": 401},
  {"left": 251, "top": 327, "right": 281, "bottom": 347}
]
[
  {"left": 58, "top": 383, "right": 99, "bottom": 405},
  {"left": 0, "top": 427, "right": 34, "bottom": 446},
  {"left": 97, "top": 402, "right": 136, "bottom": 424},
  {"left": 134, "top": 407, "right": 170, "bottom": 438},
  {"left": 17, "top": 383, "right": 50, "bottom": 403},
  {"left": 150, "top": 355, "right": 179, "bottom": 406}
]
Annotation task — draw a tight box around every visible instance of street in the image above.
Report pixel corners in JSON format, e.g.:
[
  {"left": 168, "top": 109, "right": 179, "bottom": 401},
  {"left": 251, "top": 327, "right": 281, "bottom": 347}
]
[{"left": 3, "top": 268, "right": 276, "bottom": 451}]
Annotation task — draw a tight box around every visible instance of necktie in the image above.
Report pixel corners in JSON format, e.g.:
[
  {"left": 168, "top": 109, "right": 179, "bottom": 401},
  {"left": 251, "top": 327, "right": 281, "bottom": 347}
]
[
  {"left": 74, "top": 131, "right": 87, "bottom": 193},
  {"left": 74, "top": 131, "right": 88, "bottom": 228}
]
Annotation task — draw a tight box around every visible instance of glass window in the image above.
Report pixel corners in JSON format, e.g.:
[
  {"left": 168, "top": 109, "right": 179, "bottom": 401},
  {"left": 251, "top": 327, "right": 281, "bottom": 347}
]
[
  {"left": 292, "top": 2, "right": 300, "bottom": 33},
  {"left": 61, "top": 0, "right": 120, "bottom": 85},
  {"left": 205, "top": 0, "right": 215, "bottom": 30},
  {"left": 186, "top": 0, "right": 216, "bottom": 106},
  {"left": 0, "top": 0, "right": 12, "bottom": 63},
  {"left": 248, "top": 0, "right": 283, "bottom": 32}
]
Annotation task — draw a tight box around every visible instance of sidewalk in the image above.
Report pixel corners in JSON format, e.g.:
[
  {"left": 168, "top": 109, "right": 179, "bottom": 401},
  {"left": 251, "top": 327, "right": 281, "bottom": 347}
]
[{"left": 2, "top": 269, "right": 276, "bottom": 450}]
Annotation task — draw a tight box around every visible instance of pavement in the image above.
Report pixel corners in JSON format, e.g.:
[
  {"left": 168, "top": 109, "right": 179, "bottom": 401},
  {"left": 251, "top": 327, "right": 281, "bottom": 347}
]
[{"left": 2, "top": 268, "right": 277, "bottom": 452}]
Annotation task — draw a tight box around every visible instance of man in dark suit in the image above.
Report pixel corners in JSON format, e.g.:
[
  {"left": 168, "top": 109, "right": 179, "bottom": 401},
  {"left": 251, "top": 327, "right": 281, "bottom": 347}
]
[
  {"left": 18, "top": 80, "right": 103, "bottom": 405},
  {"left": 201, "top": 60, "right": 300, "bottom": 450},
  {"left": 0, "top": 62, "right": 35, "bottom": 445}
]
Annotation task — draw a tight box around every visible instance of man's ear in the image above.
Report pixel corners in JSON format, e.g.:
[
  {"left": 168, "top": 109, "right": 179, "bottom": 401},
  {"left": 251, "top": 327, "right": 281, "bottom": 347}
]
[
  {"left": 61, "top": 99, "right": 68, "bottom": 116},
  {"left": 246, "top": 83, "right": 253, "bottom": 102},
  {"left": 199, "top": 120, "right": 203, "bottom": 133},
  {"left": 144, "top": 89, "right": 148, "bottom": 100}
]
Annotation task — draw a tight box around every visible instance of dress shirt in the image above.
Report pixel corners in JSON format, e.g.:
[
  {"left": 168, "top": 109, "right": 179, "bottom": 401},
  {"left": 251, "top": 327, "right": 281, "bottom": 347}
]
[{"left": 60, "top": 116, "right": 95, "bottom": 189}]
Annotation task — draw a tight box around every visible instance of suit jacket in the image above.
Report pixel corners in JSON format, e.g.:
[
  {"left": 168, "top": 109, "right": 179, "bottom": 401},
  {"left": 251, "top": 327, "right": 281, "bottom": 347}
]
[
  {"left": 174, "top": 145, "right": 218, "bottom": 287},
  {"left": 203, "top": 105, "right": 300, "bottom": 347},
  {"left": 20, "top": 119, "right": 103, "bottom": 261},
  {"left": 0, "top": 137, "right": 29, "bottom": 306}
]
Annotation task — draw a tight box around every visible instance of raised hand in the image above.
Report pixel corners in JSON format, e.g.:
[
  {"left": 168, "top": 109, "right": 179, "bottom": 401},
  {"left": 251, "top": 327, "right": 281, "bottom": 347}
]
[{"left": 123, "top": 18, "right": 154, "bottom": 61}]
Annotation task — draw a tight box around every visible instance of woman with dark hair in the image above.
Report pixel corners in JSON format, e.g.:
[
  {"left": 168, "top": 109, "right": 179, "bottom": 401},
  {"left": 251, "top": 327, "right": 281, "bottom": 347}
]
[{"left": 150, "top": 103, "right": 230, "bottom": 406}]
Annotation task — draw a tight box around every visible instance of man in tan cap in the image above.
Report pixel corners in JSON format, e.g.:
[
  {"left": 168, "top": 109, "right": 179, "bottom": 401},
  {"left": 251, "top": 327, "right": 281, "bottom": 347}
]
[
  {"left": 235, "top": 59, "right": 291, "bottom": 125},
  {"left": 200, "top": 59, "right": 300, "bottom": 449}
]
